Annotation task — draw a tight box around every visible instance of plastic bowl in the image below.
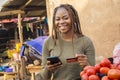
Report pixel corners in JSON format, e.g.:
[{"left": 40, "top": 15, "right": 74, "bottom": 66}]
[
  {"left": 5, "top": 68, "right": 13, "bottom": 72},
  {"left": 1, "top": 66, "right": 9, "bottom": 71}
]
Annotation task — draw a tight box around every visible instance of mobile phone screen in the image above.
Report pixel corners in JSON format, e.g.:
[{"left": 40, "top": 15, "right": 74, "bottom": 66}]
[{"left": 47, "top": 56, "right": 62, "bottom": 64}]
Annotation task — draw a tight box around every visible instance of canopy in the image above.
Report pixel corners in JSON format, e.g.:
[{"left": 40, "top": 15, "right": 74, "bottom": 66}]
[{"left": 0, "top": 0, "right": 46, "bottom": 20}]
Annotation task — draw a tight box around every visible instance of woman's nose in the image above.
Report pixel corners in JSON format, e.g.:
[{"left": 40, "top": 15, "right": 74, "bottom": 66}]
[{"left": 59, "top": 19, "right": 64, "bottom": 24}]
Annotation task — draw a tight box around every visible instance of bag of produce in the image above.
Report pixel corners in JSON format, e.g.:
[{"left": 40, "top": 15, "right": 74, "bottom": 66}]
[{"left": 113, "top": 42, "right": 120, "bottom": 66}]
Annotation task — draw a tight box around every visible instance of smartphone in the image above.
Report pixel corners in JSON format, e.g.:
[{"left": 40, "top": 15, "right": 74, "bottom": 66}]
[{"left": 47, "top": 56, "right": 62, "bottom": 64}]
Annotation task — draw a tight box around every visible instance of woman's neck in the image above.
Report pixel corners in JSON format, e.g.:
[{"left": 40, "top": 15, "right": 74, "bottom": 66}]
[{"left": 61, "top": 33, "right": 77, "bottom": 41}]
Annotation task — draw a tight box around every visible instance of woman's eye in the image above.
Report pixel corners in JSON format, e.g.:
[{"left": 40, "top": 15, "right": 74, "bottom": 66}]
[
  {"left": 55, "top": 18, "right": 60, "bottom": 21},
  {"left": 64, "top": 17, "right": 69, "bottom": 20}
]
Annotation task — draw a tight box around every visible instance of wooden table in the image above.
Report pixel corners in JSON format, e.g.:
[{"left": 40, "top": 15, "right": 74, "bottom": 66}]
[
  {"left": 26, "top": 66, "right": 42, "bottom": 80},
  {"left": 0, "top": 72, "right": 17, "bottom": 80}
]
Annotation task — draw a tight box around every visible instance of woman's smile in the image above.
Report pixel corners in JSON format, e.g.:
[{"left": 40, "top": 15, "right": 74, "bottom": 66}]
[{"left": 59, "top": 24, "right": 68, "bottom": 30}]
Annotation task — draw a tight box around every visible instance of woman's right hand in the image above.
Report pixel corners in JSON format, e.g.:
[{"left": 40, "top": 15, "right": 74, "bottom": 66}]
[{"left": 46, "top": 61, "right": 62, "bottom": 72}]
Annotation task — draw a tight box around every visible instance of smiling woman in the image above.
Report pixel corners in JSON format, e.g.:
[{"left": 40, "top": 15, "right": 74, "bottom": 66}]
[{"left": 36, "top": 4, "right": 95, "bottom": 80}]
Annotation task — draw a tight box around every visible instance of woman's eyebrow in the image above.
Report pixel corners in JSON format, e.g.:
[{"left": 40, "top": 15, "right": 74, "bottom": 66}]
[{"left": 63, "top": 15, "right": 68, "bottom": 17}]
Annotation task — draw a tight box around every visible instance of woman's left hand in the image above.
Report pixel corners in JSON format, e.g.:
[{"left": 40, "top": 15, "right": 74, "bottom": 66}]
[
  {"left": 76, "top": 54, "right": 88, "bottom": 67},
  {"left": 46, "top": 61, "right": 62, "bottom": 72}
]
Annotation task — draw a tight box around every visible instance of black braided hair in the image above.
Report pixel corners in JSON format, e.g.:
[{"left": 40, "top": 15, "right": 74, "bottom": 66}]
[{"left": 52, "top": 4, "right": 83, "bottom": 45}]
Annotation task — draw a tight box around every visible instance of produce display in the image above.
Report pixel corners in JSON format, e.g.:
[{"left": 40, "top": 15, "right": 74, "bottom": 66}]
[{"left": 80, "top": 58, "right": 120, "bottom": 80}]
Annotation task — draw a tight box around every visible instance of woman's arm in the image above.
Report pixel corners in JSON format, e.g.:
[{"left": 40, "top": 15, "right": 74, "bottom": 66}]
[
  {"left": 84, "top": 37, "right": 95, "bottom": 66},
  {"left": 38, "top": 38, "right": 52, "bottom": 80}
]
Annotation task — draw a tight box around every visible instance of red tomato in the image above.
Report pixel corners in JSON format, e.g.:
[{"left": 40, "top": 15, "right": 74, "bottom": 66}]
[
  {"left": 110, "top": 64, "right": 117, "bottom": 69},
  {"left": 112, "top": 79, "right": 119, "bottom": 80},
  {"left": 80, "top": 70, "right": 85, "bottom": 77},
  {"left": 83, "top": 66, "right": 94, "bottom": 72},
  {"left": 81, "top": 73, "right": 89, "bottom": 80},
  {"left": 100, "top": 67, "right": 110, "bottom": 74},
  {"left": 100, "top": 58, "right": 111, "bottom": 67},
  {"left": 108, "top": 69, "right": 120, "bottom": 79},
  {"left": 86, "top": 68, "right": 96, "bottom": 76},
  {"left": 88, "top": 75, "right": 100, "bottom": 80},
  {"left": 94, "top": 64, "right": 101, "bottom": 72},
  {"left": 101, "top": 76, "right": 110, "bottom": 80}
]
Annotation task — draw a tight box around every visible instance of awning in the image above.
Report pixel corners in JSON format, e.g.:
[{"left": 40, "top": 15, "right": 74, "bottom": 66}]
[{"left": 0, "top": 0, "right": 46, "bottom": 20}]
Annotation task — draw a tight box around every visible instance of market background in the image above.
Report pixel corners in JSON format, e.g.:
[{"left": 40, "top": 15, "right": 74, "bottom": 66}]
[{"left": 0, "top": 0, "right": 120, "bottom": 80}]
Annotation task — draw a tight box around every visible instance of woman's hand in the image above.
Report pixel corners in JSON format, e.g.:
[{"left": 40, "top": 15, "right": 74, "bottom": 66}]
[
  {"left": 46, "top": 61, "right": 62, "bottom": 72},
  {"left": 76, "top": 54, "right": 88, "bottom": 67}
]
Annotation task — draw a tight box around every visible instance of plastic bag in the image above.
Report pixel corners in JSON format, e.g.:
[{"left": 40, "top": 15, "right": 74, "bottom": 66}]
[{"left": 113, "top": 42, "right": 120, "bottom": 65}]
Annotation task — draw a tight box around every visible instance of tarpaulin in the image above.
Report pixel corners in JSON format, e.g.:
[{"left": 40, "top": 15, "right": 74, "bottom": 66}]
[{"left": 20, "top": 36, "right": 48, "bottom": 57}]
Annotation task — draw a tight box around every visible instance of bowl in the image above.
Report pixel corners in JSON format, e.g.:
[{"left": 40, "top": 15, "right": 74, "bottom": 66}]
[{"left": 5, "top": 68, "right": 13, "bottom": 72}]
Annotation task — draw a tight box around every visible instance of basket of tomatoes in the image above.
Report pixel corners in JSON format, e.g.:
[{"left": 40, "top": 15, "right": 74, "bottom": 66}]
[{"left": 80, "top": 58, "right": 120, "bottom": 80}]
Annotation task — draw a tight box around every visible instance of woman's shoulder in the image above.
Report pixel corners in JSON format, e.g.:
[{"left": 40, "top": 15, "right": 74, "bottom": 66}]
[
  {"left": 45, "top": 36, "right": 52, "bottom": 40},
  {"left": 78, "top": 35, "right": 93, "bottom": 45},
  {"left": 44, "top": 36, "right": 53, "bottom": 43},
  {"left": 80, "top": 35, "right": 92, "bottom": 41}
]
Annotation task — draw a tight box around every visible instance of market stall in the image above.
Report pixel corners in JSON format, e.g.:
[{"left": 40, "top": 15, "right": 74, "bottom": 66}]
[{"left": 0, "top": 0, "right": 47, "bottom": 80}]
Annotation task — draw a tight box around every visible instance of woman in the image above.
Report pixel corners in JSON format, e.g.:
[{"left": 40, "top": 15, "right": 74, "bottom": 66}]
[{"left": 38, "top": 4, "right": 95, "bottom": 80}]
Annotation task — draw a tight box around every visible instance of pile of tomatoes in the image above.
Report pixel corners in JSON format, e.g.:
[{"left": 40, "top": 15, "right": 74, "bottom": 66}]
[{"left": 80, "top": 58, "right": 120, "bottom": 80}]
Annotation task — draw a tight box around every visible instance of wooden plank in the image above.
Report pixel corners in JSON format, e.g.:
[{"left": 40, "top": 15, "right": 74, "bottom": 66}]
[
  {"left": 24, "top": 6, "right": 46, "bottom": 11},
  {"left": 0, "top": 10, "right": 24, "bottom": 17},
  {"left": 5, "top": 6, "right": 46, "bottom": 11},
  {"left": 20, "top": 0, "right": 32, "bottom": 10}
]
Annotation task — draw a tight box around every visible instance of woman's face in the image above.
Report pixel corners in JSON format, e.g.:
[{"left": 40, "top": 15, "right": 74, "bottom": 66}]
[{"left": 55, "top": 7, "right": 72, "bottom": 34}]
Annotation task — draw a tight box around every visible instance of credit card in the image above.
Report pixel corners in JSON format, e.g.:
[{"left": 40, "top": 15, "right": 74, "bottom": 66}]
[{"left": 66, "top": 57, "right": 78, "bottom": 63}]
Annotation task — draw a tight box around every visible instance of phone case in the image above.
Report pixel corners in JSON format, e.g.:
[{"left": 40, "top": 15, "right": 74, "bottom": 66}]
[{"left": 47, "top": 56, "right": 62, "bottom": 64}]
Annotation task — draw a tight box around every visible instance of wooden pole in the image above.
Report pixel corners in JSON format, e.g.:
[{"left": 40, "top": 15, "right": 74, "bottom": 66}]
[
  {"left": 20, "top": 0, "right": 32, "bottom": 10},
  {"left": 46, "top": 0, "right": 52, "bottom": 35},
  {"left": 18, "top": 13, "right": 23, "bottom": 44}
]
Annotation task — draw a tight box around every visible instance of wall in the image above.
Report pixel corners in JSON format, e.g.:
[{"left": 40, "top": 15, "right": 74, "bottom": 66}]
[{"left": 46, "top": 0, "right": 120, "bottom": 63}]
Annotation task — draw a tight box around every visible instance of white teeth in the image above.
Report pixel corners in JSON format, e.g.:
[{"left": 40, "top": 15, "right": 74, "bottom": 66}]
[{"left": 60, "top": 26, "right": 66, "bottom": 29}]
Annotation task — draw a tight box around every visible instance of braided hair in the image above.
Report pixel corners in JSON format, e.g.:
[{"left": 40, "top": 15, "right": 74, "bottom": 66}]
[{"left": 52, "top": 4, "right": 83, "bottom": 45}]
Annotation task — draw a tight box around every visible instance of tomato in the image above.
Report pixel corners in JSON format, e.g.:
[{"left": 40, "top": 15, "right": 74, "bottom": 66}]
[
  {"left": 100, "top": 58, "right": 111, "bottom": 67},
  {"left": 108, "top": 69, "right": 120, "bottom": 79},
  {"left": 86, "top": 68, "right": 96, "bottom": 76},
  {"left": 81, "top": 73, "right": 89, "bottom": 80},
  {"left": 88, "top": 75, "right": 100, "bottom": 80},
  {"left": 83, "top": 66, "right": 94, "bottom": 72},
  {"left": 80, "top": 70, "right": 85, "bottom": 77},
  {"left": 94, "top": 64, "right": 101, "bottom": 72},
  {"left": 100, "top": 67, "right": 110, "bottom": 74},
  {"left": 110, "top": 64, "right": 117, "bottom": 69},
  {"left": 101, "top": 76, "right": 110, "bottom": 80},
  {"left": 112, "top": 79, "right": 119, "bottom": 80}
]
